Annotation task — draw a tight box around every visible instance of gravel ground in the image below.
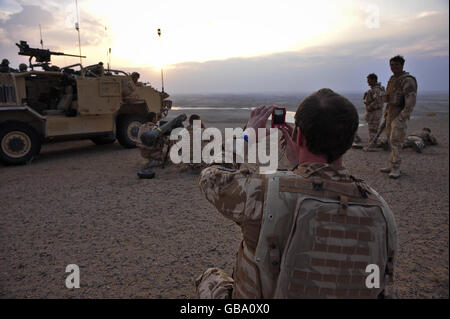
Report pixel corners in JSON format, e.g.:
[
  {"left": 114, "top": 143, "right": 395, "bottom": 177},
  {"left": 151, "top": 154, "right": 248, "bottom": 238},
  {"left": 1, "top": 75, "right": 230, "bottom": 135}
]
[{"left": 0, "top": 112, "right": 448, "bottom": 299}]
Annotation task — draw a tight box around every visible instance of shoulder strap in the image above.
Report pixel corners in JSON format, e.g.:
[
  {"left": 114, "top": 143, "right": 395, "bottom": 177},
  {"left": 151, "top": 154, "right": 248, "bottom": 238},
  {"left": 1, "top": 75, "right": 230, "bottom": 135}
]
[{"left": 278, "top": 175, "right": 381, "bottom": 205}]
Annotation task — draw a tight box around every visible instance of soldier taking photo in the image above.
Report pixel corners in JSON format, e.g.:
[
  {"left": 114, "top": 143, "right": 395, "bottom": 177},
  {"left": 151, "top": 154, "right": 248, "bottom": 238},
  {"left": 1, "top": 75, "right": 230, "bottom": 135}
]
[{"left": 196, "top": 89, "right": 398, "bottom": 299}]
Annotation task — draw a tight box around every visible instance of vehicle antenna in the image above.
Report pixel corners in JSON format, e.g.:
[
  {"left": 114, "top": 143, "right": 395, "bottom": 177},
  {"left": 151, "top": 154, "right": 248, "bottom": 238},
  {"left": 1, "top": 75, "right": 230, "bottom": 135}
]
[
  {"left": 75, "top": 0, "right": 82, "bottom": 65},
  {"left": 39, "top": 24, "right": 44, "bottom": 49},
  {"left": 108, "top": 47, "right": 112, "bottom": 70},
  {"left": 157, "top": 28, "right": 164, "bottom": 93},
  {"left": 105, "top": 26, "right": 112, "bottom": 70}
]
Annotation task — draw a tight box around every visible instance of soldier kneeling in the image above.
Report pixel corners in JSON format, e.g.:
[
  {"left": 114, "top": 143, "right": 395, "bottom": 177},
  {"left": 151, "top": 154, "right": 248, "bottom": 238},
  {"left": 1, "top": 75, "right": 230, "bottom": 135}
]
[
  {"left": 137, "top": 112, "right": 171, "bottom": 169},
  {"left": 196, "top": 89, "right": 398, "bottom": 299}
]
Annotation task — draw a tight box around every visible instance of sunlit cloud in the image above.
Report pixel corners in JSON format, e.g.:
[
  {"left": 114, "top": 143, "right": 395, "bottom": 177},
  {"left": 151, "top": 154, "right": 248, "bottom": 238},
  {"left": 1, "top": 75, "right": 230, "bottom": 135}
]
[{"left": 0, "top": 0, "right": 448, "bottom": 93}]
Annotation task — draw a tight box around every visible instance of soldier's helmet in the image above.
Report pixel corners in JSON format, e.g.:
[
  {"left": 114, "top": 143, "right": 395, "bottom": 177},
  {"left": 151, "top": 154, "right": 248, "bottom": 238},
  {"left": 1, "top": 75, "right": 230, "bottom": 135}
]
[
  {"left": 131, "top": 72, "right": 140, "bottom": 78},
  {"left": 19, "top": 63, "right": 28, "bottom": 72},
  {"left": 1, "top": 58, "right": 9, "bottom": 66}
]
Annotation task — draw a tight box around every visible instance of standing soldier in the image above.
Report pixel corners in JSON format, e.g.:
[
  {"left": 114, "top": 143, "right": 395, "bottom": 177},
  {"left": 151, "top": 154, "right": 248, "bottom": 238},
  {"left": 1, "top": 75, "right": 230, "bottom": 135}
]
[
  {"left": 196, "top": 90, "right": 398, "bottom": 299},
  {"left": 0, "top": 59, "right": 16, "bottom": 73},
  {"left": 363, "top": 73, "right": 385, "bottom": 151},
  {"left": 380, "top": 55, "right": 418, "bottom": 179}
]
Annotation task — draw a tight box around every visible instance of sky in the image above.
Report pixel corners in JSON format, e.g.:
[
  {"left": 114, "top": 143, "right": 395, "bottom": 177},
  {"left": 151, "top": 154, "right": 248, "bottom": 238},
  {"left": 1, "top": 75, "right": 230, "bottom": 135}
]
[{"left": 0, "top": 0, "right": 448, "bottom": 94}]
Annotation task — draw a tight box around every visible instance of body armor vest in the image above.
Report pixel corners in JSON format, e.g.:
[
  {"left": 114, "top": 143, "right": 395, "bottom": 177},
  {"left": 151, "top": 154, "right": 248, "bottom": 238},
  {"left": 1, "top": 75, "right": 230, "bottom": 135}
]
[
  {"left": 232, "top": 168, "right": 396, "bottom": 299},
  {"left": 386, "top": 72, "right": 417, "bottom": 119}
]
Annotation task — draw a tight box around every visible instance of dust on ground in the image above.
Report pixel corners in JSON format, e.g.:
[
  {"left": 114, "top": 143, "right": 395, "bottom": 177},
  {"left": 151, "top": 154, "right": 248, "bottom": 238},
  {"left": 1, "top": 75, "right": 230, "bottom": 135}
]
[{"left": 0, "top": 112, "right": 448, "bottom": 299}]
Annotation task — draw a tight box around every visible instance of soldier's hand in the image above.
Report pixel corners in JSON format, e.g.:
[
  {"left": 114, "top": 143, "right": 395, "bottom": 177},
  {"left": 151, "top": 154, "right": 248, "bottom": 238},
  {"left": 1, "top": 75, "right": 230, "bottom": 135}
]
[{"left": 246, "top": 105, "right": 276, "bottom": 140}]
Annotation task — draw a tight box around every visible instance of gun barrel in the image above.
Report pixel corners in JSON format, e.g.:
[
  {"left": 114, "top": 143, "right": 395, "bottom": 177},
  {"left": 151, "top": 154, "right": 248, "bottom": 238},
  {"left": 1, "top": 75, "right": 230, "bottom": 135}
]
[{"left": 51, "top": 52, "right": 86, "bottom": 58}]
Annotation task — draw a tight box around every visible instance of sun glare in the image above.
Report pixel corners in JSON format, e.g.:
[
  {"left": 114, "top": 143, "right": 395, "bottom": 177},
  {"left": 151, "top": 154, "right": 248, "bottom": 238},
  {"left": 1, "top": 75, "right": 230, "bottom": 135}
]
[{"left": 78, "top": 0, "right": 355, "bottom": 69}]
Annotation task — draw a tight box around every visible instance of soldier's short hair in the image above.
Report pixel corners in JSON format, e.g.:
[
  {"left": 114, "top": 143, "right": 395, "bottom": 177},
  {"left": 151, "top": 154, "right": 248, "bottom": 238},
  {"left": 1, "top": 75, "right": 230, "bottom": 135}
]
[
  {"left": 295, "top": 88, "right": 359, "bottom": 163},
  {"left": 390, "top": 55, "right": 405, "bottom": 66},
  {"left": 423, "top": 127, "right": 431, "bottom": 133},
  {"left": 1, "top": 59, "right": 9, "bottom": 65},
  {"left": 367, "top": 73, "right": 378, "bottom": 81},
  {"left": 189, "top": 114, "right": 201, "bottom": 125},
  {"left": 147, "top": 112, "right": 157, "bottom": 122}
]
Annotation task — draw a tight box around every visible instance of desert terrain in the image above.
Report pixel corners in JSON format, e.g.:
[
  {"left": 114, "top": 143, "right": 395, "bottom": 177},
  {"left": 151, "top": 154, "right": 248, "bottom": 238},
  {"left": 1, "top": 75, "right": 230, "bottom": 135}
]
[{"left": 0, "top": 94, "right": 448, "bottom": 299}]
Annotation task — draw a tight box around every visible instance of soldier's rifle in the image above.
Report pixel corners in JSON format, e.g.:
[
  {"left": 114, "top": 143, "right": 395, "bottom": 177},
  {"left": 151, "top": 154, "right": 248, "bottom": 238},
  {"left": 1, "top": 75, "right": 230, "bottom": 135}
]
[{"left": 367, "top": 117, "right": 386, "bottom": 148}]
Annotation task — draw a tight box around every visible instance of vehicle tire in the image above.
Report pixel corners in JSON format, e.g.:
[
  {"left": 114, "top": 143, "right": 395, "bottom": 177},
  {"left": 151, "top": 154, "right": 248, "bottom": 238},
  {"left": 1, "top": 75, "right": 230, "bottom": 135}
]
[
  {"left": 116, "top": 115, "right": 146, "bottom": 148},
  {"left": 91, "top": 133, "right": 116, "bottom": 145},
  {"left": 0, "top": 122, "right": 41, "bottom": 165}
]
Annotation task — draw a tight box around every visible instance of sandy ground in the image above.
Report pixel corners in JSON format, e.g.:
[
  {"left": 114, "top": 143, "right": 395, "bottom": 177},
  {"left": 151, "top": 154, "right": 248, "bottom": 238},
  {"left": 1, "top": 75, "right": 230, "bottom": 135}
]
[{"left": 0, "top": 110, "right": 448, "bottom": 299}]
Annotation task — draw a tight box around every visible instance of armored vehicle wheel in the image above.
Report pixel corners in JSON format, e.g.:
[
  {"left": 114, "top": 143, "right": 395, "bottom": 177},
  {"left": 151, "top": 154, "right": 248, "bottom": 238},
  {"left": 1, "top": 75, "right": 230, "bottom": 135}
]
[
  {"left": 0, "top": 122, "right": 41, "bottom": 165},
  {"left": 91, "top": 133, "right": 116, "bottom": 145},
  {"left": 117, "top": 115, "right": 146, "bottom": 148}
]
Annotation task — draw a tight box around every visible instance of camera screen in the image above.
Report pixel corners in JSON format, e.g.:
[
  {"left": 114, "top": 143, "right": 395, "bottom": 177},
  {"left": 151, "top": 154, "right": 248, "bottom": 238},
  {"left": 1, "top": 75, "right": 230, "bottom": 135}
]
[{"left": 273, "top": 109, "right": 285, "bottom": 124}]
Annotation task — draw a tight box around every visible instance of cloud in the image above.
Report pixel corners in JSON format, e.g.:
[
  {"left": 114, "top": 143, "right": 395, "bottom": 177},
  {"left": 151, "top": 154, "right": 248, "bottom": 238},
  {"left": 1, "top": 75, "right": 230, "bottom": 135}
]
[
  {"left": 0, "top": 3, "right": 109, "bottom": 66},
  {"left": 1, "top": 4, "right": 54, "bottom": 27},
  {"left": 146, "top": 8, "right": 448, "bottom": 94},
  {"left": 0, "top": 0, "right": 447, "bottom": 94}
]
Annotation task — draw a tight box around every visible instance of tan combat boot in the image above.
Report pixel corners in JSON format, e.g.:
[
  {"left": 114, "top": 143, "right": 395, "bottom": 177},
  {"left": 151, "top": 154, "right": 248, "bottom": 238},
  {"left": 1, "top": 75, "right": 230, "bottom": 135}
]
[
  {"left": 389, "top": 168, "right": 402, "bottom": 179},
  {"left": 380, "top": 166, "right": 391, "bottom": 173}
]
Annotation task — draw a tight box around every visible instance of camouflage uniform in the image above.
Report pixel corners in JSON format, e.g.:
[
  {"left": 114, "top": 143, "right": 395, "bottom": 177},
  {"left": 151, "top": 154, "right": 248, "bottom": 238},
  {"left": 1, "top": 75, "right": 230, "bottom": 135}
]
[
  {"left": 180, "top": 124, "right": 209, "bottom": 171},
  {"left": 364, "top": 83, "right": 385, "bottom": 143},
  {"left": 121, "top": 77, "right": 140, "bottom": 102},
  {"left": 197, "top": 162, "right": 398, "bottom": 299},
  {"left": 403, "top": 128, "right": 437, "bottom": 153},
  {"left": 384, "top": 72, "right": 418, "bottom": 171},
  {"left": 137, "top": 122, "right": 169, "bottom": 167}
]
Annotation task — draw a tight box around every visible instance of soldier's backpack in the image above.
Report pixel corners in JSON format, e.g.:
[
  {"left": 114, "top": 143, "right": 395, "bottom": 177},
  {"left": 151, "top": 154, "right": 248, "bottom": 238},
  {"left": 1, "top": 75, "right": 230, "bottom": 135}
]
[{"left": 254, "top": 168, "right": 397, "bottom": 299}]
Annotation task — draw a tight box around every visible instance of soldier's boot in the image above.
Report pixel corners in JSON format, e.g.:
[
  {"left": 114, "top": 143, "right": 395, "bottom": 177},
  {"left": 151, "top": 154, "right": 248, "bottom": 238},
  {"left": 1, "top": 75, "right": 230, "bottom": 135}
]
[
  {"left": 389, "top": 168, "right": 402, "bottom": 179},
  {"left": 143, "top": 159, "right": 157, "bottom": 170},
  {"left": 352, "top": 142, "right": 363, "bottom": 149},
  {"left": 411, "top": 141, "right": 424, "bottom": 153},
  {"left": 380, "top": 166, "right": 391, "bottom": 174}
]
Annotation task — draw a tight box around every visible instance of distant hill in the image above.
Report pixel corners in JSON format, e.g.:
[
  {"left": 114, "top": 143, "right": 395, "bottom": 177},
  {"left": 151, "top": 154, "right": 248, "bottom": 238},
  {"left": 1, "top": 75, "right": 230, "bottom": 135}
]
[{"left": 170, "top": 93, "right": 449, "bottom": 114}]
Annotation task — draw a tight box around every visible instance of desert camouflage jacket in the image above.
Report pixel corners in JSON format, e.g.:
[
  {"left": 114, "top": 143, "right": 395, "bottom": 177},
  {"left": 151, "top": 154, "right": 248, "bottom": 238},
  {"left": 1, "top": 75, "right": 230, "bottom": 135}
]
[
  {"left": 364, "top": 83, "right": 385, "bottom": 112},
  {"left": 199, "top": 162, "right": 398, "bottom": 298},
  {"left": 385, "top": 71, "right": 418, "bottom": 122},
  {"left": 409, "top": 129, "right": 438, "bottom": 145},
  {"left": 199, "top": 163, "right": 360, "bottom": 244}
]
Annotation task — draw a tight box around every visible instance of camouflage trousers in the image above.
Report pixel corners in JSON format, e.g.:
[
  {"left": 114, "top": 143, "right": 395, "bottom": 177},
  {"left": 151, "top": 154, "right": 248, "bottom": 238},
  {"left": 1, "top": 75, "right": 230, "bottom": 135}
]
[
  {"left": 195, "top": 268, "right": 234, "bottom": 299},
  {"left": 386, "top": 118, "right": 408, "bottom": 169},
  {"left": 365, "top": 109, "right": 383, "bottom": 142}
]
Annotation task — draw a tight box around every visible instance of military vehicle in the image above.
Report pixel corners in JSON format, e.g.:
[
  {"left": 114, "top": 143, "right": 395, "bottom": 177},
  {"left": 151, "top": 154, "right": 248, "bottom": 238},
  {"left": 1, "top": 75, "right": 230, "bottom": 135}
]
[{"left": 0, "top": 41, "right": 172, "bottom": 165}]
